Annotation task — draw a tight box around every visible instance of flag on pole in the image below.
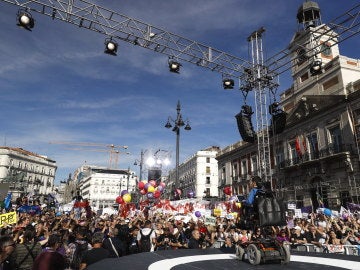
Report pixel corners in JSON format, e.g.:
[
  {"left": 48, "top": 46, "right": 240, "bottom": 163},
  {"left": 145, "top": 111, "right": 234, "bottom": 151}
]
[
  {"left": 295, "top": 135, "right": 307, "bottom": 157},
  {"left": 4, "top": 192, "right": 12, "bottom": 210}
]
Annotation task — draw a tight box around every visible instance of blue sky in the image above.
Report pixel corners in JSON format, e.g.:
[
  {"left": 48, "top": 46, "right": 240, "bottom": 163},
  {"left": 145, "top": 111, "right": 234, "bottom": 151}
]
[{"left": 0, "top": 0, "right": 359, "bottom": 184}]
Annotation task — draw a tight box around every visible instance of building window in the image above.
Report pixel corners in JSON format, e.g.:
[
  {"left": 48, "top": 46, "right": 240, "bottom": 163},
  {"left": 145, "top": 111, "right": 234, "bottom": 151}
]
[
  {"left": 328, "top": 125, "right": 342, "bottom": 153},
  {"left": 323, "top": 76, "right": 339, "bottom": 91},
  {"left": 288, "top": 140, "right": 299, "bottom": 165},
  {"left": 300, "top": 72, "right": 309, "bottom": 83},
  {"left": 206, "top": 177, "right": 210, "bottom": 184},
  {"left": 206, "top": 157, "right": 210, "bottom": 163},
  {"left": 206, "top": 166, "right": 210, "bottom": 174},
  {"left": 241, "top": 160, "right": 247, "bottom": 177},
  {"left": 251, "top": 156, "right": 258, "bottom": 175},
  {"left": 275, "top": 147, "right": 284, "bottom": 168},
  {"left": 307, "top": 132, "right": 319, "bottom": 159}
]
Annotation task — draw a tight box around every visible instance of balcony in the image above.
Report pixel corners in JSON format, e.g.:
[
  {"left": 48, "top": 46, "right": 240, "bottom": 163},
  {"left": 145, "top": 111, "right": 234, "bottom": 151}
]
[{"left": 278, "top": 144, "right": 354, "bottom": 170}]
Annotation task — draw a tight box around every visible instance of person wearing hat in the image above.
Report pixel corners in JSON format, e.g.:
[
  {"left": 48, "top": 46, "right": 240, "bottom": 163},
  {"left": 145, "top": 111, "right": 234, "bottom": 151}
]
[{"left": 289, "top": 226, "right": 307, "bottom": 249}]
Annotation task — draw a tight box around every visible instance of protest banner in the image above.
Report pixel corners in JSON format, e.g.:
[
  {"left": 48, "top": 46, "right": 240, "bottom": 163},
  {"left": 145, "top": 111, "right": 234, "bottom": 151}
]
[{"left": 0, "top": 212, "right": 17, "bottom": 227}]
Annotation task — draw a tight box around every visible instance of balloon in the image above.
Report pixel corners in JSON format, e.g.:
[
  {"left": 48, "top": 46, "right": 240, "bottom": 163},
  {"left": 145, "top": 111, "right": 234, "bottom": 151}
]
[
  {"left": 115, "top": 196, "right": 124, "bottom": 204},
  {"left": 223, "top": 186, "right": 232, "bottom": 195},
  {"left": 157, "top": 185, "right": 164, "bottom": 193},
  {"left": 187, "top": 191, "right": 195, "bottom": 198},
  {"left": 323, "top": 208, "right": 332, "bottom": 217},
  {"left": 121, "top": 190, "right": 128, "bottom": 196},
  {"left": 122, "top": 193, "right": 132, "bottom": 203},
  {"left": 149, "top": 180, "right": 157, "bottom": 187},
  {"left": 147, "top": 185, "right": 155, "bottom": 193},
  {"left": 159, "top": 182, "right": 166, "bottom": 188},
  {"left": 138, "top": 181, "right": 145, "bottom": 190},
  {"left": 154, "top": 190, "right": 161, "bottom": 198},
  {"left": 147, "top": 192, "right": 154, "bottom": 199},
  {"left": 144, "top": 183, "right": 151, "bottom": 190},
  {"left": 176, "top": 189, "right": 182, "bottom": 195},
  {"left": 140, "top": 189, "right": 147, "bottom": 195},
  {"left": 195, "top": 211, "right": 201, "bottom": 218}
]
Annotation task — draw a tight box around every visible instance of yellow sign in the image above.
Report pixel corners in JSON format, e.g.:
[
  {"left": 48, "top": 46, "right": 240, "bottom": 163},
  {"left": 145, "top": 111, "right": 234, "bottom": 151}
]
[
  {"left": 213, "top": 208, "right": 222, "bottom": 217},
  {"left": 0, "top": 212, "right": 17, "bottom": 227}
]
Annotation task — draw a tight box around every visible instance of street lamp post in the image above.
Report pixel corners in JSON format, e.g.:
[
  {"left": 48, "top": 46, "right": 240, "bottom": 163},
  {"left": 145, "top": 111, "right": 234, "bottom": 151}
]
[
  {"left": 165, "top": 100, "right": 191, "bottom": 194},
  {"left": 134, "top": 149, "right": 146, "bottom": 181}
]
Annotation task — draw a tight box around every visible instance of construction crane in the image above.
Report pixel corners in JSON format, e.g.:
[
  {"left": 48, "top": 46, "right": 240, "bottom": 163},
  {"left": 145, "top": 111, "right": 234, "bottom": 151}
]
[
  {"left": 49, "top": 141, "right": 130, "bottom": 168},
  {"left": 3, "top": 0, "right": 359, "bottom": 183}
]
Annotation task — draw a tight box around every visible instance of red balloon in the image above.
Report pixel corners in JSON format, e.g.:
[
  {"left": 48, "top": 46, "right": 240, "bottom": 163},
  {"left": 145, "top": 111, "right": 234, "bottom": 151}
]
[
  {"left": 223, "top": 186, "right": 232, "bottom": 195},
  {"left": 154, "top": 190, "right": 161, "bottom": 198},
  {"left": 140, "top": 189, "right": 147, "bottom": 195},
  {"left": 115, "top": 196, "right": 124, "bottom": 204},
  {"left": 138, "top": 181, "right": 145, "bottom": 190}
]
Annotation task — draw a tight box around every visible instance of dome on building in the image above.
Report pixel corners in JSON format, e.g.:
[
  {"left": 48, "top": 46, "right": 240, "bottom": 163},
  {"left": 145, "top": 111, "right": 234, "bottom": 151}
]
[{"left": 297, "top": 1, "right": 321, "bottom": 27}]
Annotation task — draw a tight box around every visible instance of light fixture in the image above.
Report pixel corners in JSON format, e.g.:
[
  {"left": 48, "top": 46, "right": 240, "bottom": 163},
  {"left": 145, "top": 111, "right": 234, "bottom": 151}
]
[
  {"left": 222, "top": 78, "right": 234, "bottom": 89},
  {"left": 310, "top": 58, "right": 322, "bottom": 76},
  {"left": 184, "top": 122, "right": 191, "bottom": 130},
  {"left": 104, "top": 38, "right": 118, "bottom": 56},
  {"left": 168, "top": 58, "right": 181, "bottom": 74},
  {"left": 165, "top": 119, "right": 172, "bottom": 129},
  {"left": 16, "top": 9, "right": 35, "bottom": 31}
]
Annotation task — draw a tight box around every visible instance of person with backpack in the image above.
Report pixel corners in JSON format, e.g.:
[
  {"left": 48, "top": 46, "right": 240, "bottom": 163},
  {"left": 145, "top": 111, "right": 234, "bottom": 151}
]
[
  {"left": 137, "top": 220, "right": 156, "bottom": 252},
  {"left": 66, "top": 227, "right": 91, "bottom": 270},
  {"left": 12, "top": 225, "right": 42, "bottom": 270}
]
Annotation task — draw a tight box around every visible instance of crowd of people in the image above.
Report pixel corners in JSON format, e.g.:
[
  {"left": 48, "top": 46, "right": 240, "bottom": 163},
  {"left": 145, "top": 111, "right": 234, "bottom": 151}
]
[{"left": 0, "top": 194, "right": 359, "bottom": 270}]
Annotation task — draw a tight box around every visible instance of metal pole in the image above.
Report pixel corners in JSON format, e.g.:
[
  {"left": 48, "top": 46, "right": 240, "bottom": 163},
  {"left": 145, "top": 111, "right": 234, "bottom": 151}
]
[
  {"left": 175, "top": 127, "right": 180, "bottom": 189},
  {"left": 140, "top": 150, "right": 144, "bottom": 181}
]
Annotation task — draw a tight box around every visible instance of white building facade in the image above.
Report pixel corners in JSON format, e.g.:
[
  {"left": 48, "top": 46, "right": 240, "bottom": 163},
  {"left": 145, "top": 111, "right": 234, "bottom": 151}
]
[
  {"left": 0, "top": 147, "right": 57, "bottom": 200},
  {"left": 74, "top": 165, "right": 138, "bottom": 209},
  {"left": 166, "top": 146, "right": 220, "bottom": 199}
]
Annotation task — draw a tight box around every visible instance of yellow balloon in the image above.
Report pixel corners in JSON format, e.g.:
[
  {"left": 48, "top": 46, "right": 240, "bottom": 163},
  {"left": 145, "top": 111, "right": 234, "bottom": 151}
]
[
  {"left": 122, "top": 193, "right": 132, "bottom": 203},
  {"left": 147, "top": 185, "right": 155, "bottom": 193}
]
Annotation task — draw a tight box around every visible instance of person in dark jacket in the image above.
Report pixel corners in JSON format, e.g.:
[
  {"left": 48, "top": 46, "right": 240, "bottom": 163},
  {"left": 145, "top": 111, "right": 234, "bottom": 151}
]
[
  {"left": 79, "top": 232, "right": 109, "bottom": 270},
  {"left": 102, "top": 227, "right": 123, "bottom": 257},
  {"left": 188, "top": 229, "right": 202, "bottom": 249},
  {"left": 12, "top": 225, "right": 42, "bottom": 270},
  {"left": 0, "top": 235, "right": 16, "bottom": 270}
]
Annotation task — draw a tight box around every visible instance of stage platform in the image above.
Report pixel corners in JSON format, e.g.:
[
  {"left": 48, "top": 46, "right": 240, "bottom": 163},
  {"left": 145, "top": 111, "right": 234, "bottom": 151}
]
[{"left": 88, "top": 249, "right": 360, "bottom": 270}]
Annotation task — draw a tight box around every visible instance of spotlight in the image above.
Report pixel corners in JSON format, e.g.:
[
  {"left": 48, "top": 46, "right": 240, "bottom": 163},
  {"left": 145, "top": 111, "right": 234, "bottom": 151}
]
[
  {"left": 16, "top": 10, "right": 35, "bottom": 31},
  {"left": 310, "top": 58, "right": 322, "bottom": 76},
  {"left": 104, "top": 38, "right": 118, "bottom": 56},
  {"left": 222, "top": 78, "right": 234, "bottom": 89},
  {"left": 168, "top": 59, "right": 181, "bottom": 74}
]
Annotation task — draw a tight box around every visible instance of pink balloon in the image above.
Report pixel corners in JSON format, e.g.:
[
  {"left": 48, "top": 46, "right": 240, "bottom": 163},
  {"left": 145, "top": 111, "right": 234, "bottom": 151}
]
[
  {"left": 149, "top": 180, "right": 157, "bottom": 187},
  {"left": 159, "top": 182, "right": 166, "bottom": 188}
]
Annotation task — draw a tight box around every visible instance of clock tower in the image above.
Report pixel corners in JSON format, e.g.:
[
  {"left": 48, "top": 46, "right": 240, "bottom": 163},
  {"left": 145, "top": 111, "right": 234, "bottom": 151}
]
[{"left": 282, "top": 1, "right": 342, "bottom": 112}]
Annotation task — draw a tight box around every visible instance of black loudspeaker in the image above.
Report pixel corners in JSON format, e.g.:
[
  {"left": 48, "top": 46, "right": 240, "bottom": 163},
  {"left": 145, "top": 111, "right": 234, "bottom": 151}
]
[
  {"left": 269, "top": 111, "right": 287, "bottom": 135},
  {"left": 148, "top": 169, "right": 162, "bottom": 181},
  {"left": 235, "top": 112, "right": 256, "bottom": 143}
]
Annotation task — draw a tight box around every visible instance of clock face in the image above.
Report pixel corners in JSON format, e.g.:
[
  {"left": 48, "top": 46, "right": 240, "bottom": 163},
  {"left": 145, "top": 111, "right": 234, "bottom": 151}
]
[
  {"left": 296, "top": 48, "right": 307, "bottom": 64},
  {"left": 321, "top": 43, "right": 332, "bottom": 56}
]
